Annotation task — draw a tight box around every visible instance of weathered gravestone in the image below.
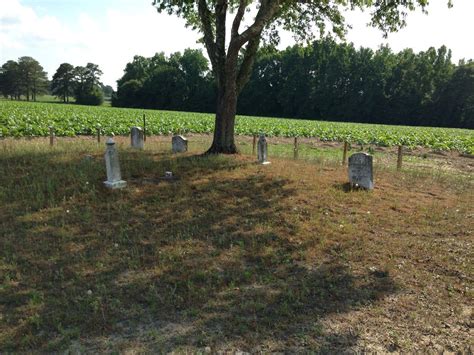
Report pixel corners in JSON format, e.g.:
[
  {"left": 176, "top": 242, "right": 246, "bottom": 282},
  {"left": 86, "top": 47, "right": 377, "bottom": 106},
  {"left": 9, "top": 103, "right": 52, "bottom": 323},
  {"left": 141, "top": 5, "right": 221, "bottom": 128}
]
[
  {"left": 258, "top": 134, "right": 270, "bottom": 165},
  {"left": 348, "top": 152, "right": 374, "bottom": 190},
  {"left": 172, "top": 135, "right": 188, "bottom": 153},
  {"left": 104, "top": 138, "right": 127, "bottom": 189},
  {"left": 130, "top": 126, "right": 144, "bottom": 149}
]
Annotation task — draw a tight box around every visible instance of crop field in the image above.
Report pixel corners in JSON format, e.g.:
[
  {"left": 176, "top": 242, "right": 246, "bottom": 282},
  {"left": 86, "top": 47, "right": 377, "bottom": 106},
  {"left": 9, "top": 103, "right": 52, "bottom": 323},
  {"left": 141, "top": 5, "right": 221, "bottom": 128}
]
[{"left": 1, "top": 100, "right": 473, "bottom": 154}]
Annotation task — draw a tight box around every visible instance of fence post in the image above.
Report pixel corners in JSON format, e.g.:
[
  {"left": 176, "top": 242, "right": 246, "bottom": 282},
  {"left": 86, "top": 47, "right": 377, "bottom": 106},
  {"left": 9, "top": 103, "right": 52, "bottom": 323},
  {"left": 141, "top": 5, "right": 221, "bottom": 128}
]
[
  {"left": 96, "top": 126, "right": 101, "bottom": 144},
  {"left": 294, "top": 136, "right": 299, "bottom": 159},
  {"left": 143, "top": 114, "right": 146, "bottom": 142},
  {"left": 49, "top": 126, "right": 55, "bottom": 146},
  {"left": 397, "top": 145, "right": 403, "bottom": 171},
  {"left": 252, "top": 135, "right": 257, "bottom": 156},
  {"left": 342, "top": 141, "right": 348, "bottom": 165}
]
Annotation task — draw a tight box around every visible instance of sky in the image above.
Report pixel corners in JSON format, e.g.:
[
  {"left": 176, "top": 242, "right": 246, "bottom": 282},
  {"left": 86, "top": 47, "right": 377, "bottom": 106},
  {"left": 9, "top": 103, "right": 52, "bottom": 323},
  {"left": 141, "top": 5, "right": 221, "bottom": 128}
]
[{"left": 1, "top": 0, "right": 473, "bottom": 88}]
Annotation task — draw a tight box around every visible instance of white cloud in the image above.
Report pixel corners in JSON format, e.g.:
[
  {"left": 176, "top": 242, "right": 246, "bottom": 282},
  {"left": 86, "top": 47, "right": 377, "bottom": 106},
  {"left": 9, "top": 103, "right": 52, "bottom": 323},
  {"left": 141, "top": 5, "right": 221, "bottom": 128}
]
[{"left": 0, "top": 0, "right": 202, "bottom": 87}]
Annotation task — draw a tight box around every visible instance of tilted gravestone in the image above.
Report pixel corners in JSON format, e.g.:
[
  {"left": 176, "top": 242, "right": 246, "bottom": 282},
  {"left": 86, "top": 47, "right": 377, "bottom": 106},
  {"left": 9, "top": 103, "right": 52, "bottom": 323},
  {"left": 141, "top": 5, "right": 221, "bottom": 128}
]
[
  {"left": 104, "top": 138, "right": 127, "bottom": 189},
  {"left": 258, "top": 134, "right": 270, "bottom": 164},
  {"left": 130, "top": 126, "right": 144, "bottom": 149},
  {"left": 348, "top": 152, "right": 374, "bottom": 190},
  {"left": 172, "top": 135, "right": 188, "bottom": 153}
]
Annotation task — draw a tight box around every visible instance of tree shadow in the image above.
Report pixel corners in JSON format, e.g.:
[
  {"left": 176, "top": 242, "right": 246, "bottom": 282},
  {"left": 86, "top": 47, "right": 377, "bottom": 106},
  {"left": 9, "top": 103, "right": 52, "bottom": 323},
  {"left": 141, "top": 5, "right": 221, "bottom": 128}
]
[{"left": 0, "top": 150, "right": 396, "bottom": 352}]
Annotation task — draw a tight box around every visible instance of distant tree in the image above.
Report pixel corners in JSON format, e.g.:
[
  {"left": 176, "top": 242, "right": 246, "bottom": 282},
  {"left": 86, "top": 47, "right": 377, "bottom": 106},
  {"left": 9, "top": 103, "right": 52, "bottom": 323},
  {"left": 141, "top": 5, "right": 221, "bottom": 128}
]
[
  {"left": 101, "top": 84, "right": 114, "bottom": 98},
  {"left": 73, "top": 63, "right": 104, "bottom": 106},
  {"left": 141, "top": 66, "right": 187, "bottom": 109},
  {"left": 51, "top": 63, "right": 75, "bottom": 103},
  {"left": 431, "top": 62, "right": 474, "bottom": 128},
  {"left": 0, "top": 60, "right": 21, "bottom": 99},
  {"left": 112, "top": 79, "right": 142, "bottom": 108},
  {"left": 18, "top": 56, "right": 48, "bottom": 101}
]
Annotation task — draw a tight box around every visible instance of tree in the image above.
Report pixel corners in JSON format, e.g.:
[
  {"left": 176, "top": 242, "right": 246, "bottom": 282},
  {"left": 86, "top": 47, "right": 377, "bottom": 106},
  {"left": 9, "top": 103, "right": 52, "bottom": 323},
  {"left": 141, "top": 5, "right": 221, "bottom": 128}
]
[
  {"left": 73, "top": 63, "right": 104, "bottom": 106},
  {"left": 431, "top": 62, "right": 474, "bottom": 128},
  {"left": 17, "top": 56, "right": 48, "bottom": 101},
  {"left": 152, "top": 0, "right": 447, "bottom": 154},
  {"left": 0, "top": 60, "right": 21, "bottom": 99},
  {"left": 51, "top": 63, "right": 75, "bottom": 103},
  {"left": 101, "top": 84, "right": 114, "bottom": 98}
]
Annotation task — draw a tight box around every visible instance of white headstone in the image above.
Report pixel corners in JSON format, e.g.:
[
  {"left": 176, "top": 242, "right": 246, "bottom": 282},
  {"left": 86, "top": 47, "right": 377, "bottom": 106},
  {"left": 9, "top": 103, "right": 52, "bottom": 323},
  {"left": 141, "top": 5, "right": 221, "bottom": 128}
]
[
  {"left": 130, "top": 126, "right": 144, "bottom": 149},
  {"left": 172, "top": 135, "right": 188, "bottom": 153},
  {"left": 104, "top": 138, "right": 127, "bottom": 189},
  {"left": 348, "top": 153, "right": 374, "bottom": 190},
  {"left": 258, "top": 134, "right": 270, "bottom": 164}
]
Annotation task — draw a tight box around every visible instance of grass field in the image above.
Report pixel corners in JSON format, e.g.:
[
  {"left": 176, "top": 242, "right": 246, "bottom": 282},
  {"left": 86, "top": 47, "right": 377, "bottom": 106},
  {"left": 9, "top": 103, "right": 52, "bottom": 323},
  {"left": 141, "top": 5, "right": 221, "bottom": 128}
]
[
  {"left": 1, "top": 100, "right": 473, "bottom": 153},
  {"left": 0, "top": 136, "right": 472, "bottom": 352}
]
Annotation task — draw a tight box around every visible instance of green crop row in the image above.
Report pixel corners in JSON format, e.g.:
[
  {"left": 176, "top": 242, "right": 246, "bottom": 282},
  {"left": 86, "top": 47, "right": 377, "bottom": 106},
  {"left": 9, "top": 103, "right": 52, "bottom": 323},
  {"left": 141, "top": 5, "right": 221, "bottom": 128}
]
[{"left": 1, "top": 100, "right": 473, "bottom": 154}]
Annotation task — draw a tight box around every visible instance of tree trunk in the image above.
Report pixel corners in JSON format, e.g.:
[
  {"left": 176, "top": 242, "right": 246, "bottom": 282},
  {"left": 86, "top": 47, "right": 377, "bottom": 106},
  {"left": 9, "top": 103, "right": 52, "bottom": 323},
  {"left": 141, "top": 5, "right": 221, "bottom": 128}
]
[{"left": 206, "top": 74, "right": 238, "bottom": 154}]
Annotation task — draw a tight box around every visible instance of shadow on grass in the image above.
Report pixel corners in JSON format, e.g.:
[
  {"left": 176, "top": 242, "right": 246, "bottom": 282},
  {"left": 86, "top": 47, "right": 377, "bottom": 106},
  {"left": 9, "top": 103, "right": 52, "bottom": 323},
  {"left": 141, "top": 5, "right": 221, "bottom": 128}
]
[{"left": 0, "top": 150, "right": 396, "bottom": 352}]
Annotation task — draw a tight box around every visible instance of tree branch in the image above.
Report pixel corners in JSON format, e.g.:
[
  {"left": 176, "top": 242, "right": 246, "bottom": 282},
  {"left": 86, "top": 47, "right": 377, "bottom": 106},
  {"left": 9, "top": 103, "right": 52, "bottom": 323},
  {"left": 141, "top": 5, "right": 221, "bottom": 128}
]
[
  {"left": 236, "top": 35, "right": 261, "bottom": 94},
  {"left": 231, "top": 0, "right": 247, "bottom": 40},
  {"left": 230, "top": 0, "right": 281, "bottom": 53},
  {"left": 198, "top": 0, "right": 218, "bottom": 73},
  {"left": 215, "top": 0, "right": 228, "bottom": 84}
]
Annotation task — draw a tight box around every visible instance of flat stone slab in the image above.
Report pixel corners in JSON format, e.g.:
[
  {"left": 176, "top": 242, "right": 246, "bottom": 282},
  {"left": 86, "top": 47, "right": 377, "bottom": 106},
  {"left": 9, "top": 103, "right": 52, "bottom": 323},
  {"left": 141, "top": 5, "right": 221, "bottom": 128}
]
[{"left": 104, "top": 180, "right": 127, "bottom": 189}]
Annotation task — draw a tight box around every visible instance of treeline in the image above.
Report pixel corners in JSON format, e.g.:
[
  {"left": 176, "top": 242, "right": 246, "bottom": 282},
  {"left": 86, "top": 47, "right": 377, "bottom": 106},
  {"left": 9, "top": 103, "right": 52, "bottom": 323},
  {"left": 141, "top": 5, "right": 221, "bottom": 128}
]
[
  {"left": 114, "top": 40, "right": 474, "bottom": 129},
  {"left": 240, "top": 41, "right": 473, "bottom": 129},
  {"left": 113, "top": 49, "right": 215, "bottom": 112},
  {"left": 0, "top": 58, "right": 113, "bottom": 105}
]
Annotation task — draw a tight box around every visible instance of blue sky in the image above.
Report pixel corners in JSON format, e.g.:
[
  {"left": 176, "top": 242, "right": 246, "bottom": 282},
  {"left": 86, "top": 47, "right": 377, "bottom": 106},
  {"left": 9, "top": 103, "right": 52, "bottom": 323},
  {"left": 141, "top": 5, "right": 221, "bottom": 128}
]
[{"left": 2, "top": 0, "right": 474, "bottom": 88}]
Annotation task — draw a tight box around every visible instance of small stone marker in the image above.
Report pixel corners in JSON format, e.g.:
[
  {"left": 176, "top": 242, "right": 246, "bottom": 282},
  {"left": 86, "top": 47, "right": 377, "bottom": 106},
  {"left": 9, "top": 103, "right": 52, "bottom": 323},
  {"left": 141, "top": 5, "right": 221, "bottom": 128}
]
[
  {"left": 130, "top": 126, "right": 144, "bottom": 149},
  {"left": 258, "top": 134, "right": 270, "bottom": 165},
  {"left": 348, "top": 152, "right": 374, "bottom": 190},
  {"left": 104, "top": 138, "right": 127, "bottom": 189},
  {"left": 172, "top": 135, "right": 188, "bottom": 153}
]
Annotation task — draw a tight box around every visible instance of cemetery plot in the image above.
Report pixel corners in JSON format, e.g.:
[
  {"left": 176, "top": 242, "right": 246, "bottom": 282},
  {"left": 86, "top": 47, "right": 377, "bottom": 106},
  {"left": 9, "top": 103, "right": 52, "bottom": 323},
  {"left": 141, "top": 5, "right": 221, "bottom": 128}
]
[
  {"left": 0, "top": 138, "right": 472, "bottom": 352},
  {"left": 1, "top": 100, "right": 473, "bottom": 154}
]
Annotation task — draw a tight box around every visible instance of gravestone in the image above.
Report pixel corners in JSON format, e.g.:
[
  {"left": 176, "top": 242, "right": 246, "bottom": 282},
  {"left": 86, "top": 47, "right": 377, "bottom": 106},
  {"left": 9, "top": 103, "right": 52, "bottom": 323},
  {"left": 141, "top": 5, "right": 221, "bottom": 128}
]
[
  {"left": 104, "top": 138, "right": 127, "bottom": 189},
  {"left": 258, "top": 134, "right": 270, "bottom": 164},
  {"left": 130, "top": 126, "right": 144, "bottom": 149},
  {"left": 348, "top": 153, "right": 374, "bottom": 190},
  {"left": 172, "top": 135, "right": 188, "bottom": 153}
]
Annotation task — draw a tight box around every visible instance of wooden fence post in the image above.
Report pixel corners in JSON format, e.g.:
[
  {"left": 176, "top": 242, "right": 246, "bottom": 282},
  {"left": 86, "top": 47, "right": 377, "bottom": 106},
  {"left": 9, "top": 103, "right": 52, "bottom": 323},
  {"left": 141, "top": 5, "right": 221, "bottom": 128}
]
[
  {"left": 294, "top": 136, "right": 299, "bottom": 159},
  {"left": 143, "top": 114, "right": 146, "bottom": 142},
  {"left": 342, "top": 141, "right": 348, "bottom": 165},
  {"left": 397, "top": 145, "right": 403, "bottom": 170},
  {"left": 96, "top": 127, "right": 101, "bottom": 144},
  {"left": 252, "top": 135, "right": 257, "bottom": 156},
  {"left": 49, "top": 126, "right": 54, "bottom": 146}
]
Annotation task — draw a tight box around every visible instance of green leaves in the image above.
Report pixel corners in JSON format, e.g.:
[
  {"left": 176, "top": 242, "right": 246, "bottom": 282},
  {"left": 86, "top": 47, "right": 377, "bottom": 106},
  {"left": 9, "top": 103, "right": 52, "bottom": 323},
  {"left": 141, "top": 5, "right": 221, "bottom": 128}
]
[{"left": 1, "top": 100, "right": 472, "bottom": 153}]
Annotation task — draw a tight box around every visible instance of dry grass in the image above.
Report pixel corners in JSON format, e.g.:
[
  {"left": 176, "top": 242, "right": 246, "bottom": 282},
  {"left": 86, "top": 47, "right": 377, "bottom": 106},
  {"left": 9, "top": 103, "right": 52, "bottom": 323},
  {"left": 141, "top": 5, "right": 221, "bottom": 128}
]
[{"left": 0, "top": 135, "right": 473, "bottom": 352}]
